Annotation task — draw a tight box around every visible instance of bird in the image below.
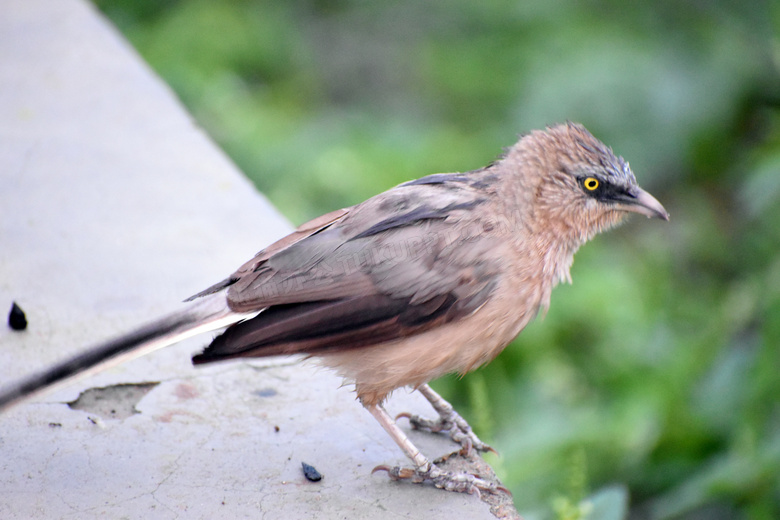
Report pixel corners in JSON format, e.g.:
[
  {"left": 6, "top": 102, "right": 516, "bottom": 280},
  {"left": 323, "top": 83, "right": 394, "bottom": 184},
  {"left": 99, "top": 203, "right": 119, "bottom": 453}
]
[{"left": 0, "top": 122, "right": 668, "bottom": 495}]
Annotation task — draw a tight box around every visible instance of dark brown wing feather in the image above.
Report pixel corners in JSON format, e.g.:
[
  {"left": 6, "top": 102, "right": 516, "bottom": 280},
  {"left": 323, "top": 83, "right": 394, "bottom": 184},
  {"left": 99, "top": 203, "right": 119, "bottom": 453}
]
[
  {"left": 184, "top": 208, "right": 349, "bottom": 302},
  {"left": 192, "top": 171, "right": 502, "bottom": 364},
  {"left": 192, "top": 293, "right": 460, "bottom": 364}
]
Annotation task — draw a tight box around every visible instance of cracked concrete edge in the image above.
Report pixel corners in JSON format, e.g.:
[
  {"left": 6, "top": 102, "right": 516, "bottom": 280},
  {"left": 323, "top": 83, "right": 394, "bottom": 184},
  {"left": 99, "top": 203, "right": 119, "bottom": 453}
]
[{"left": 0, "top": 0, "right": 519, "bottom": 518}]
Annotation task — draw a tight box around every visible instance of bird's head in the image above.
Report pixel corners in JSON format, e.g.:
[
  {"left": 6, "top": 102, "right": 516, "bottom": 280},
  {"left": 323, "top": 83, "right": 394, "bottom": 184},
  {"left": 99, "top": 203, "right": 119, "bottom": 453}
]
[{"left": 508, "top": 122, "right": 668, "bottom": 245}]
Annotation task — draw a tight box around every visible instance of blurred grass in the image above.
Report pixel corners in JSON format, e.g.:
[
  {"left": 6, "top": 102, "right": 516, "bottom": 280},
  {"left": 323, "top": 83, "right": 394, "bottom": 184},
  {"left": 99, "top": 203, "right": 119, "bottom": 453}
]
[{"left": 92, "top": 0, "right": 780, "bottom": 518}]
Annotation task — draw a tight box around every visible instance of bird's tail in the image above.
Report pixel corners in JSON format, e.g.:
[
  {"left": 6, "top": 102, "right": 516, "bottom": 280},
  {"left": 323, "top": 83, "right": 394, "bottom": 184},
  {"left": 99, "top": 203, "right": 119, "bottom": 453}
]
[{"left": 0, "top": 294, "right": 258, "bottom": 413}]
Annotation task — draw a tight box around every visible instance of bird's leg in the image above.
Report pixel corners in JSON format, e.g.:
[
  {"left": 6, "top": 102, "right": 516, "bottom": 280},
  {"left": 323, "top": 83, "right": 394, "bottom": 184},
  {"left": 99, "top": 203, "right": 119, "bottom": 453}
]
[
  {"left": 365, "top": 402, "right": 500, "bottom": 496},
  {"left": 397, "top": 384, "right": 495, "bottom": 456}
]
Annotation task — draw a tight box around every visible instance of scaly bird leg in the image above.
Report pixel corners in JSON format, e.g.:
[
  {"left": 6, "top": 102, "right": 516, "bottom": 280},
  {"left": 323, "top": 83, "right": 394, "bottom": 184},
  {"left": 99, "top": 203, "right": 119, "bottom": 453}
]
[
  {"left": 365, "top": 402, "right": 500, "bottom": 496},
  {"left": 396, "top": 384, "right": 495, "bottom": 456}
]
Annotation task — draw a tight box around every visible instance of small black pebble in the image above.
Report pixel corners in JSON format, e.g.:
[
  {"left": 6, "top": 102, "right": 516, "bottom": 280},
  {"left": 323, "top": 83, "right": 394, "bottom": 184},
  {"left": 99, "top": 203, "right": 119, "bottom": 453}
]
[
  {"left": 8, "top": 302, "right": 27, "bottom": 331},
  {"left": 301, "top": 462, "right": 322, "bottom": 482}
]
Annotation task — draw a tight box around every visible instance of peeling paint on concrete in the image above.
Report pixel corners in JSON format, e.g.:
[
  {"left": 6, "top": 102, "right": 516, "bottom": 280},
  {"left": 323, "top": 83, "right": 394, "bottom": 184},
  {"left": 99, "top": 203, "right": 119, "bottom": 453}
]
[{"left": 67, "top": 383, "right": 159, "bottom": 420}]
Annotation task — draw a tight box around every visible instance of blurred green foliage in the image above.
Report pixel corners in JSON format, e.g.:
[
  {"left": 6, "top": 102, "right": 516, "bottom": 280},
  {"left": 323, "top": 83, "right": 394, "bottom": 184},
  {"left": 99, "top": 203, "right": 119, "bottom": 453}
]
[{"left": 92, "top": 0, "right": 780, "bottom": 518}]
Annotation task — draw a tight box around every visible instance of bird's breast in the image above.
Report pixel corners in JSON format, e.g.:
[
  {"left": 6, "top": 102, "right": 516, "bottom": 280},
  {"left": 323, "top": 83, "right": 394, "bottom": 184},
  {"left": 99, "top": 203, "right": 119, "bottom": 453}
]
[{"left": 318, "top": 265, "right": 545, "bottom": 406}]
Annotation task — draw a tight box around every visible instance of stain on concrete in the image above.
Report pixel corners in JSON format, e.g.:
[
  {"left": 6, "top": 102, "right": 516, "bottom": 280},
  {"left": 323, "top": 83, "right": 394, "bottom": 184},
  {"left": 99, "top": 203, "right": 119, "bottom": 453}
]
[
  {"left": 174, "top": 382, "right": 199, "bottom": 400},
  {"left": 254, "top": 387, "right": 278, "bottom": 398}
]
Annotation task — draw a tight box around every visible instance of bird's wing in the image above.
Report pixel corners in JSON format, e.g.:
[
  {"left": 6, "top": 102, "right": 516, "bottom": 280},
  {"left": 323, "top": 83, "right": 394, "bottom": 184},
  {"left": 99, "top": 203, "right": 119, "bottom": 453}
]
[
  {"left": 193, "top": 174, "right": 504, "bottom": 363},
  {"left": 184, "top": 207, "right": 350, "bottom": 301}
]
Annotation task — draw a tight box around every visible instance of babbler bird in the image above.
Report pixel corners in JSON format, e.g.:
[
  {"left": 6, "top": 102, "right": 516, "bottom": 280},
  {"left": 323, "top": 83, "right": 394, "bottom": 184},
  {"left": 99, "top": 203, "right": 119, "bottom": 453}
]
[{"left": 0, "top": 122, "right": 668, "bottom": 495}]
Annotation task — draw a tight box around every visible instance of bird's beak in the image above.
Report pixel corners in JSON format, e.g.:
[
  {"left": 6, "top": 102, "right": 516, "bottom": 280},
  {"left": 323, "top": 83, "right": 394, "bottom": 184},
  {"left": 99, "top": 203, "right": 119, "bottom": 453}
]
[{"left": 615, "top": 187, "right": 669, "bottom": 220}]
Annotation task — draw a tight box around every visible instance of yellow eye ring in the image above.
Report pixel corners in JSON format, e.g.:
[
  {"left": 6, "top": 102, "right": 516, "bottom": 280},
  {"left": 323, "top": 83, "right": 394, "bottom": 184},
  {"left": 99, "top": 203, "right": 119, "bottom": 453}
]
[{"left": 583, "top": 177, "right": 599, "bottom": 191}]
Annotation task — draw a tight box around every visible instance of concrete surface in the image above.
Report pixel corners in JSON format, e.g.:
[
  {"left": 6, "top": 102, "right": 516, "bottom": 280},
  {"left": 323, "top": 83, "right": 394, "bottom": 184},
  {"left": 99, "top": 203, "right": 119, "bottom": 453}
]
[{"left": 0, "top": 1, "right": 513, "bottom": 518}]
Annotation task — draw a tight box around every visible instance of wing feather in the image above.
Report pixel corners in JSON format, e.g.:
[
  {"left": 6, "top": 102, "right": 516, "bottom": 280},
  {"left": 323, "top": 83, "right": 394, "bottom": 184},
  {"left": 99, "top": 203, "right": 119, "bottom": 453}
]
[{"left": 193, "top": 172, "right": 504, "bottom": 364}]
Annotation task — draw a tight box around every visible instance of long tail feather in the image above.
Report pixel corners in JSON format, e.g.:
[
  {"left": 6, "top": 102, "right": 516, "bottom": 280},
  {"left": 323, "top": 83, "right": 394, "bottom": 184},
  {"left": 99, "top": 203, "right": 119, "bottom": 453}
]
[{"left": 0, "top": 295, "right": 258, "bottom": 412}]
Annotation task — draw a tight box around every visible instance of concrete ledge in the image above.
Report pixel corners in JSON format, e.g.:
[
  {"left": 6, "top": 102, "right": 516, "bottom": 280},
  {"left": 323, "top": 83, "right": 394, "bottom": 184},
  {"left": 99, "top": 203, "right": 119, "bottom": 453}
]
[{"left": 0, "top": 1, "right": 516, "bottom": 518}]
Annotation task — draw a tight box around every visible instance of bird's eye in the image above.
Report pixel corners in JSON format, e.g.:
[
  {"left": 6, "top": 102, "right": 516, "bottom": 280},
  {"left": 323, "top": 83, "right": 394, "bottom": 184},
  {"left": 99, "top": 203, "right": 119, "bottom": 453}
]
[{"left": 583, "top": 177, "right": 600, "bottom": 191}]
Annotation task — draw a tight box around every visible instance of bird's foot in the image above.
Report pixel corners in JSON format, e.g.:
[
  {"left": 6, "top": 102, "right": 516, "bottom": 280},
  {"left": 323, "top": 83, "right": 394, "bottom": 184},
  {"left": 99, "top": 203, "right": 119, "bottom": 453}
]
[
  {"left": 372, "top": 461, "right": 506, "bottom": 497},
  {"left": 364, "top": 402, "right": 508, "bottom": 498},
  {"left": 397, "top": 409, "right": 495, "bottom": 456},
  {"left": 397, "top": 383, "right": 497, "bottom": 456}
]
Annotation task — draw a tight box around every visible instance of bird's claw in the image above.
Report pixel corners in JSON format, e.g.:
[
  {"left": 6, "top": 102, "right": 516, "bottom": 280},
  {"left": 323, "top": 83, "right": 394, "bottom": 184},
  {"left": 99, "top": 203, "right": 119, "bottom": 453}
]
[
  {"left": 396, "top": 410, "right": 496, "bottom": 456},
  {"left": 372, "top": 462, "right": 504, "bottom": 497}
]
